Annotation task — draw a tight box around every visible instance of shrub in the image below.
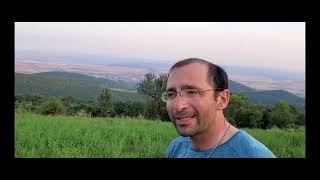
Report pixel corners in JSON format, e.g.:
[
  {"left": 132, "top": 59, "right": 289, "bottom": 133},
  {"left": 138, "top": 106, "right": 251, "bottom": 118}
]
[{"left": 39, "top": 97, "right": 65, "bottom": 116}]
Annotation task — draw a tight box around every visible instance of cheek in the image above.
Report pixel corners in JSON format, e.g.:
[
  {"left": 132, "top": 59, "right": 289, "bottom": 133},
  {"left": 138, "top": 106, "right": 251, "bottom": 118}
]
[
  {"left": 166, "top": 103, "right": 171, "bottom": 111},
  {"left": 167, "top": 103, "right": 174, "bottom": 116},
  {"left": 197, "top": 99, "right": 216, "bottom": 115}
]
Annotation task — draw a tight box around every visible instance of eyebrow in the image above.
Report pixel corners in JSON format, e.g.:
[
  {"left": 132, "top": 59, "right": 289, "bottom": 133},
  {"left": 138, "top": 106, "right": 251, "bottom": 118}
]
[{"left": 166, "top": 85, "right": 200, "bottom": 92}]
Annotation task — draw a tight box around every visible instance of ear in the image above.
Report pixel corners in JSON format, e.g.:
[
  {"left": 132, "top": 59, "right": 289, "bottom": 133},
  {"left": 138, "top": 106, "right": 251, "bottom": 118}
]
[{"left": 217, "top": 89, "right": 230, "bottom": 110}]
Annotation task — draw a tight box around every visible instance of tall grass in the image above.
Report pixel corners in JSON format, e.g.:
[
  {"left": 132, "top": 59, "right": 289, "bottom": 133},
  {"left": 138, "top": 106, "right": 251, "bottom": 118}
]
[
  {"left": 244, "top": 128, "right": 305, "bottom": 158},
  {"left": 15, "top": 112, "right": 178, "bottom": 158},
  {"left": 15, "top": 113, "right": 305, "bottom": 158}
]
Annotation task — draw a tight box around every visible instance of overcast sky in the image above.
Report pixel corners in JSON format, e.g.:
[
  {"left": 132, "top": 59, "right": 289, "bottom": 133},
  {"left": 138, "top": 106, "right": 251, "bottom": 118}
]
[{"left": 15, "top": 22, "right": 305, "bottom": 73}]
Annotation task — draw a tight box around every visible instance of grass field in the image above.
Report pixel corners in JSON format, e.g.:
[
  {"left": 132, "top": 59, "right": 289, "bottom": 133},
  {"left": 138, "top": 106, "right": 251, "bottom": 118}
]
[{"left": 15, "top": 112, "right": 305, "bottom": 158}]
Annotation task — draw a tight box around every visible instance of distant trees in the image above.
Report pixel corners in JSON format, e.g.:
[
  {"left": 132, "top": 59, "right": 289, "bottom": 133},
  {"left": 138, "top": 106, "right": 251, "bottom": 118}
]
[
  {"left": 113, "top": 101, "right": 146, "bottom": 118},
  {"left": 15, "top": 94, "right": 47, "bottom": 113},
  {"left": 39, "top": 97, "right": 65, "bottom": 116},
  {"left": 137, "top": 73, "right": 170, "bottom": 121},
  {"left": 225, "top": 93, "right": 264, "bottom": 128},
  {"left": 225, "top": 93, "right": 304, "bottom": 129},
  {"left": 61, "top": 96, "right": 93, "bottom": 116},
  {"left": 137, "top": 73, "right": 168, "bottom": 100},
  {"left": 237, "top": 104, "right": 263, "bottom": 128},
  {"left": 225, "top": 93, "right": 249, "bottom": 126},
  {"left": 96, "top": 88, "right": 113, "bottom": 117},
  {"left": 260, "top": 106, "right": 273, "bottom": 129},
  {"left": 15, "top": 83, "right": 305, "bottom": 129},
  {"left": 15, "top": 72, "right": 149, "bottom": 103},
  {"left": 289, "top": 104, "right": 305, "bottom": 126},
  {"left": 269, "top": 101, "right": 295, "bottom": 128}
]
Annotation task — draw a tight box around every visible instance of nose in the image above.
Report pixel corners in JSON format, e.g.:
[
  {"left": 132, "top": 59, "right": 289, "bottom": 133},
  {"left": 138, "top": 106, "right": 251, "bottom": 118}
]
[{"left": 173, "top": 93, "right": 188, "bottom": 112}]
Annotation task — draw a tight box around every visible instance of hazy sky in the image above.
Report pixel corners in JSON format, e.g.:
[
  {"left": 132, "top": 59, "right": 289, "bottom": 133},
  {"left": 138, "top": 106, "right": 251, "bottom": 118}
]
[{"left": 15, "top": 22, "right": 305, "bottom": 73}]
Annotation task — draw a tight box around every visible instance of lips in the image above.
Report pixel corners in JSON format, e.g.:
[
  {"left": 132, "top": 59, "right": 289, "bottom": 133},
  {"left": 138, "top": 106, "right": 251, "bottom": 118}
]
[{"left": 175, "top": 114, "right": 196, "bottom": 126}]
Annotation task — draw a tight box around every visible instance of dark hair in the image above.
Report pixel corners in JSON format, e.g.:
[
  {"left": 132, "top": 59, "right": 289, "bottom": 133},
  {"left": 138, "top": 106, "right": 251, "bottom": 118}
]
[{"left": 169, "top": 58, "right": 228, "bottom": 98}]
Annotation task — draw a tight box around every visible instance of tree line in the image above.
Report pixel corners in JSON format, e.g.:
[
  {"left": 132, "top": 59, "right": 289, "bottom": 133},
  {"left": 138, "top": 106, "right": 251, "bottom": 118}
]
[
  {"left": 15, "top": 73, "right": 305, "bottom": 129},
  {"left": 15, "top": 72, "right": 150, "bottom": 102}
]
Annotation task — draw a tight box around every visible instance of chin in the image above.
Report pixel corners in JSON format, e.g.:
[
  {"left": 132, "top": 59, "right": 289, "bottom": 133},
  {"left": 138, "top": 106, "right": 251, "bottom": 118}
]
[{"left": 176, "top": 126, "right": 194, "bottom": 137}]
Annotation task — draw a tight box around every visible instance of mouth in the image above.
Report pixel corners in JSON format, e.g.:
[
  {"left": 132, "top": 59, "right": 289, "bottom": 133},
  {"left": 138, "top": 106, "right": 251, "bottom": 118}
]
[{"left": 175, "top": 114, "right": 196, "bottom": 126}]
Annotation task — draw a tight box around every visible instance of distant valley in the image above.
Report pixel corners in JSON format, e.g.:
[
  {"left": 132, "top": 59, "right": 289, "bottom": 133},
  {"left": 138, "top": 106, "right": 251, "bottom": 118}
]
[
  {"left": 15, "top": 72, "right": 150, "bottom": 102},
  {"left": 15, "top": 59, "right": 148, "bottom": 83},
  {"left": 15, "top": 71, "right": 305, "bottom": 109},
  {"left": 15, "top": 50, "right": 305, "bottom": 102},
  {"left": 228, "top": 74, "right": 305, "bottom": 98}
]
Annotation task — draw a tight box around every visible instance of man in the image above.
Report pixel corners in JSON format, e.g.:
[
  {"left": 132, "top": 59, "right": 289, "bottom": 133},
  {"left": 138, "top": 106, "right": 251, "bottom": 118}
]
[{"left": 163, "top": 58, "right": 275, "bottom": 158}]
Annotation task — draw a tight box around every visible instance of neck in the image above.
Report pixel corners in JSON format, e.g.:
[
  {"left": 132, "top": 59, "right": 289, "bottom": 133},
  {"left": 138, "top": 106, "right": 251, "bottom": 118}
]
[{"left": 190, "top": 114, "right": 229, "bottom": 150}]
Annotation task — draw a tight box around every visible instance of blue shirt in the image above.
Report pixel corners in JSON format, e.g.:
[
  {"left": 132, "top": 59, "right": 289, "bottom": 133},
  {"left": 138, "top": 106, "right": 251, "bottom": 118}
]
[{"left": 165, "top": 130, "right": 276, "bottom": 158}]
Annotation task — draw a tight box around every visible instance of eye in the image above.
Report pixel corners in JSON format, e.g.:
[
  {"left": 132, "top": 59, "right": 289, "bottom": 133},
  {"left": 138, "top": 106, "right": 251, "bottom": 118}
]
[
  {"left": 185, "top": 89, "right": 198, "bottom": 96},
  {"left": 167, "top": 91, "right": 176, "bottom": 98}
]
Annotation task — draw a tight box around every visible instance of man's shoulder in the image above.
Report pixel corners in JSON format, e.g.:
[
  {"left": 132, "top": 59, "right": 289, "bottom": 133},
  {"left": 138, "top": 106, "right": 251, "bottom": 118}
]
[
  {"left": 233, "top": 130, "right": 270, "bottom": 149},
  {"left": 225, "top": 130, "right": 276, "bottom": 158},
  {"left": 167, "top": 136, "right": 189, "bottom": 150},
  {"left": 170, "top": 136, "right": 189, "bottom": 144},
  {"left": 165, "top": 136, "right": 189, "bottom": 158}
]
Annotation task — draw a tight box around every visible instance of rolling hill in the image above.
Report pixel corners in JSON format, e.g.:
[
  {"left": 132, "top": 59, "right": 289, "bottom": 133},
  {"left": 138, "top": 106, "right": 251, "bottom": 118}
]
[
  {"left": 228, "top": 80, "right": 304, "bottom": 108},
  {"left": 15, "top": 71, "right": 304, "bottom": 108},
  {"left": 243, "top": 90, "right": 305, "bottom": 108},
  {"left": 35, "top": 71, "right": 137, "bottom": 90},
  {"left": 228, "top": 80, "right": 256, "bottom": 93},
  {"left": 15, "top": 72, "right": 150, "bottom": 102}
]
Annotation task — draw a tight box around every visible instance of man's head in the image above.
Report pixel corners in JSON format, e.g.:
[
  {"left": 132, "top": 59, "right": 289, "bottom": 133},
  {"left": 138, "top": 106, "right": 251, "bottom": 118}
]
[{"left": 165, "top": 58, "right": 230, "bottom": 137}]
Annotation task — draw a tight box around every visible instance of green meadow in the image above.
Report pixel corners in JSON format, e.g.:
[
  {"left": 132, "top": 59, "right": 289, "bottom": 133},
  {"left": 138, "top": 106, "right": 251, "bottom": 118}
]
[{"left": 15, "top": 113, "right": 305, "bottom": 158}]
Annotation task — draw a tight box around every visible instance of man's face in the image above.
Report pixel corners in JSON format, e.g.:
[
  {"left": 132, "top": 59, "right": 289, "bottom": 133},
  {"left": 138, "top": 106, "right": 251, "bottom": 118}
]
[{"left": 166, "top": 62, "right": 219, "bottom": 137}]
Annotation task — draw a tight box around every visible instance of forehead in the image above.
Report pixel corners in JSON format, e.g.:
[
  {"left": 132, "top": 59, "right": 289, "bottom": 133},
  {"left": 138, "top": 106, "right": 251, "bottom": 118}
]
[{"left": 167, "top": 62, "right": 212, "bottom": 90}]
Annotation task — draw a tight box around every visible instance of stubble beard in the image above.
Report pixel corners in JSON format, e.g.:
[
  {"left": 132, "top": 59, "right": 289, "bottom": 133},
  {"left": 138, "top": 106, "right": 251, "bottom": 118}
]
[{"left": 173, "top": 113, "right": 208, "bottom": 137}]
